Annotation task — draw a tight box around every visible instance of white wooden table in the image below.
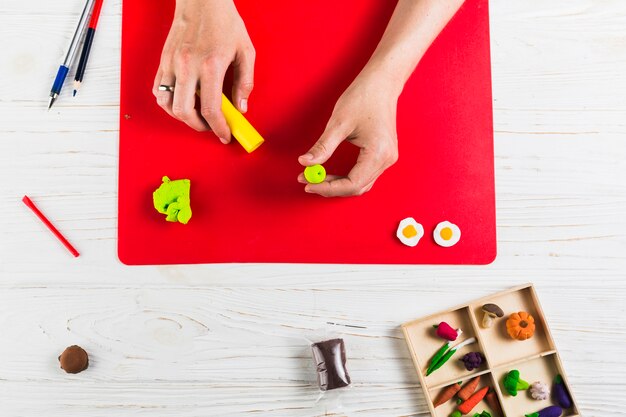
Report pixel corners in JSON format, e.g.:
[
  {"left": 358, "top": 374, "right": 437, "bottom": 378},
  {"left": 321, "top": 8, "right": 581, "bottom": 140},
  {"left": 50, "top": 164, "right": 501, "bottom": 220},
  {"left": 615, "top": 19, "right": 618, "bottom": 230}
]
[{"left": 1, "top": 1, "right": 625, "bottom": 416}]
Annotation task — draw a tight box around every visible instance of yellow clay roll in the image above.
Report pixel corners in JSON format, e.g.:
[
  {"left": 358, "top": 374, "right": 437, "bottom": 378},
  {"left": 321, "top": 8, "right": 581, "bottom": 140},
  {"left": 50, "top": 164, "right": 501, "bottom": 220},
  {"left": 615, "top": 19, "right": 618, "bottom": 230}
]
[{"left": 220, "top": 94, "right": 264, "bottom": 153}]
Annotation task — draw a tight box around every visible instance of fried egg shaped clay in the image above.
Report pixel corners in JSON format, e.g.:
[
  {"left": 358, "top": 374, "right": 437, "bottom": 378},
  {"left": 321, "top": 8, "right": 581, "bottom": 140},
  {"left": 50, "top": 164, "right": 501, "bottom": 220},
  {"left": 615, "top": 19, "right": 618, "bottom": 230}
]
[
  {"left": 433, "top": 221, "right": 461, "bottom": 247},
  {"left": 397, "top": 218, "right": 424, "bottom": 247}
]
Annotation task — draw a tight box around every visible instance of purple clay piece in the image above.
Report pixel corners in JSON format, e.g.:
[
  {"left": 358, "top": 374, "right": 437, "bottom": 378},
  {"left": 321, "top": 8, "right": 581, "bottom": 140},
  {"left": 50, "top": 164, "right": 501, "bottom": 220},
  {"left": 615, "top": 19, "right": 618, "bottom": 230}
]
[
  {"left": 552, "top": 375, "right": 573, "bottom": 408},
  {"left": 311, "top": 338, "right": 351, "bottom": 391},
  {"left": 524, "top": 405, "right": 563, "bottom": 417},
  {"left": 459, "top": 351, "right": 484, "bottom": 371}
]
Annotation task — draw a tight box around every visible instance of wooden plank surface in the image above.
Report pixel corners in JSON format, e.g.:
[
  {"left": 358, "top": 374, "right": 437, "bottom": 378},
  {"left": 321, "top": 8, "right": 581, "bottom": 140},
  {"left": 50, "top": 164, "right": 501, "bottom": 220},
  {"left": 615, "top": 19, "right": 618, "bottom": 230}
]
[{"left": 1, "top": 0, "right": 625, "bottom": 416}]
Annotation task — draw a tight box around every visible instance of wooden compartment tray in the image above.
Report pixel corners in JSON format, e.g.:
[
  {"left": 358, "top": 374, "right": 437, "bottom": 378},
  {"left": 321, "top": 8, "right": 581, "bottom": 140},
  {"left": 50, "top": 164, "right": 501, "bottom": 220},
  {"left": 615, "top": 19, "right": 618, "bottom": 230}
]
[{"left": 402, "top": 284, "right": 580, "bottom": 417}]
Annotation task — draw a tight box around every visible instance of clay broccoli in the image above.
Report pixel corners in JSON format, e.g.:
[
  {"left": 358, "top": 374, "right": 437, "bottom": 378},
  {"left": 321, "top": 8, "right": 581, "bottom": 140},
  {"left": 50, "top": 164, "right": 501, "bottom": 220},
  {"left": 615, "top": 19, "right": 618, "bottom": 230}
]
[
  {"left": 460, "top": 352, "right": 484, "bottom": 371},
  {"left": 503, "top": 370, "right": 529, "bottom": 396},
  {"left": 153, "top": 176, "right": 192, "bottom": 224},
  {"left": 525, "top": 405, "right": 563, "bottom": 417}
]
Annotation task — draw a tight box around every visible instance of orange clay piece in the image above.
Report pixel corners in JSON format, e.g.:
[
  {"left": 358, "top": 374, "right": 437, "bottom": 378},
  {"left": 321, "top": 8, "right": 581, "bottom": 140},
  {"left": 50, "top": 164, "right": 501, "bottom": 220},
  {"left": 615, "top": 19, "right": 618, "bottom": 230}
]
[
  {"left": 506, "top": 311, "right": 536, "bottom": 340},
  {"left": 403, "top": 225, "right": 417, "bottom": 238},
  {"left": 458, "top": 386, "right": 489, "bottom": 415},
  {"left": 433, "top": 382, "right": 462, "bottom": 408},
  {"left": 440, "top": 227, "right": 453, "bottom": 240},
  {"left": 458, "top": 376, "right": 481, "bottom": 401},
  {"left": 485, "top": 389, "right": 504, "bottom": 416}
]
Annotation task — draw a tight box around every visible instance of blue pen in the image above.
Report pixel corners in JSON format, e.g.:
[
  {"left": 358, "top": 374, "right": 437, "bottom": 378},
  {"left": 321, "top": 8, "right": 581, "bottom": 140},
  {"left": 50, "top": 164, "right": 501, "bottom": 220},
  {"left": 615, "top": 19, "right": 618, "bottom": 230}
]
[{"left": 48, "top": 0, "right": 95, "bottom": 110}]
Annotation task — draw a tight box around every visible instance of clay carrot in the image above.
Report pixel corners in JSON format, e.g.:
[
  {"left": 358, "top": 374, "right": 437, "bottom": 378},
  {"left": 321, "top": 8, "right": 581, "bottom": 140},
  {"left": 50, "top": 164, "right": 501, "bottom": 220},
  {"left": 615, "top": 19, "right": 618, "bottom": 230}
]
[
  {"left": 458, "top": 386, "right": 489, "bottom": 415},
  {"left": 485, "top": 389, "right": 504, "bottom": 416},
  {"left": 433, "top": 382, "right": 462, "bottom": 407},
  {"left": 458, "top": 376, "right": 480, "bottom": 401}
]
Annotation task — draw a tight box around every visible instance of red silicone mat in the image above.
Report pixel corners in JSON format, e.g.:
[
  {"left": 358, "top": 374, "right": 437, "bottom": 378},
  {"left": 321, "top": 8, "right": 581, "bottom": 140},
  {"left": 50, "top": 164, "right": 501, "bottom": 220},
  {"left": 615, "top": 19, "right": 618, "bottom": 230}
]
[{"left": 118, "top": 0, "right": 496, "bottom": 265}]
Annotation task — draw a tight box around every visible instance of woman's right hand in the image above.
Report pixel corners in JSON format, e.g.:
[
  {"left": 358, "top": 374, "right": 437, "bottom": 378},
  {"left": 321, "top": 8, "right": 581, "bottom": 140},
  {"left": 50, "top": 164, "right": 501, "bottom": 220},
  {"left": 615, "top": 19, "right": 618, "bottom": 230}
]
[{"left": 153, "top": 0, "right": 255, "bottom": 143}]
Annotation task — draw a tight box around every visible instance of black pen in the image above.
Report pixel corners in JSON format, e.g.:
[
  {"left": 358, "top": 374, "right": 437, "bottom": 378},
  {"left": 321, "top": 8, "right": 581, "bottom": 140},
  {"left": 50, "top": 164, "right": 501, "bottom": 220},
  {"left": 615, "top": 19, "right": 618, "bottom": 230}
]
[{"left": 73, "top": 0, "right": 104, "bottom": 96}]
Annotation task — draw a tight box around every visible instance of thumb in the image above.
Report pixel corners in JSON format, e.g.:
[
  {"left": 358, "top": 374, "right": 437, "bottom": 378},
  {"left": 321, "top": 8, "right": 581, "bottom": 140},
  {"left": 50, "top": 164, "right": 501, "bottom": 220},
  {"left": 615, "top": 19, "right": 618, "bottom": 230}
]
[{"left": 299, "top": 122, "right": 349, "bottom": 166}]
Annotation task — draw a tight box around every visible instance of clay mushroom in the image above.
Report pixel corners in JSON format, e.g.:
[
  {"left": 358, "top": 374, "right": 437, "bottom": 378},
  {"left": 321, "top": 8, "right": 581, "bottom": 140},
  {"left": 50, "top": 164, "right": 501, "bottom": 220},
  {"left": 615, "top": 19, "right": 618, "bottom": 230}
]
[{"left": 481, "top": 303, "right": 504, "bottom": 328}]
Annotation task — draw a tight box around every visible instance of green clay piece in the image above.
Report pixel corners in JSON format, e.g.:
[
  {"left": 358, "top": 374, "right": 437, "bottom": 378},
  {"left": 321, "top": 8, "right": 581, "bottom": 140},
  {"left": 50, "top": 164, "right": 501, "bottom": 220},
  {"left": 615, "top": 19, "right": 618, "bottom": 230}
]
[
  {"left": 153, "top": 176, "right": 192, "bottom": 224},
  {"left": 304, "top": 164, "right": 326, "bottom": 184},
  {"left": 427, "top": 348, "right": 456, "bottom": 375},
  {"left": 450, "top": 411, "right": 462, "bottom": 417},
  {"left": 503, "top": 369, "right": 530, "bottom": 396},
  {"left": 473, "top": 412, "right": 491, "bottom": 417},
  {"left": 427, "top": 342, "right": 451, "bottom": 375},
  {"left": 427, "top": 336, "right": 475, "bottom": 376}
]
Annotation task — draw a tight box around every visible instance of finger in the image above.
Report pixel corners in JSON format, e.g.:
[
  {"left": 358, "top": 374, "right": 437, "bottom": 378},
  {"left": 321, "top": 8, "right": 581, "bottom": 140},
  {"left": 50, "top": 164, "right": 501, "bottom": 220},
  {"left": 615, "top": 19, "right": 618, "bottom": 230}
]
[
  {"left": 154, "top": 70, "right": 177, "bottom": 119},
  {"left": 199, "top": 59, "right": 232, "bottom": 143},
  {"left": 298, "top": 173, "right": 341, "bottom": 184},
  {"left": 298, "top": 122, "right": 351, "bottom": 166},
  {"left": 232, "top": 48, "right": 255, "bottom": 113},
  {"left": 305, "top": 149, "right": 384, "bottom": 197},
  {"left": 171, "top": 74, "right": 210, "bottom": 132},
  {"left": 152, "top": 68, "right": 163, "bottom": 97}
]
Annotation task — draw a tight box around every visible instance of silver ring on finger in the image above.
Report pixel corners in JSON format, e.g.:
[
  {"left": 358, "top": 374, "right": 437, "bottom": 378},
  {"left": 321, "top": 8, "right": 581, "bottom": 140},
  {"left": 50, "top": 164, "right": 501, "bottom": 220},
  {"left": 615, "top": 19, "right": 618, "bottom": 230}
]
[{"left": 158, "top": 84, "right": 176, "bottom": 93}]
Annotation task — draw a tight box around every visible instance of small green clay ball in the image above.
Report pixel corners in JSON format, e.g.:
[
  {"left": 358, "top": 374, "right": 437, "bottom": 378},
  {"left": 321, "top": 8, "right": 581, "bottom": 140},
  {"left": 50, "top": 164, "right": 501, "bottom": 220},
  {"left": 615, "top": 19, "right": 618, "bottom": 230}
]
[{"left": 304, "top": 164, "right": 326, "bottom": 184}]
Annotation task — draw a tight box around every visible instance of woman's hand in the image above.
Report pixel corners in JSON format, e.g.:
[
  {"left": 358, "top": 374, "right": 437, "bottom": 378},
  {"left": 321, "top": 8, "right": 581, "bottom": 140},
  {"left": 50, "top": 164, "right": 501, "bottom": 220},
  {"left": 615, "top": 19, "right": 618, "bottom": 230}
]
[
  {"left": 298, "top": 0, "right": 464, "bottom": 197},
  {"left": 298, "top": 72, "right": 400, "bottom": 197},
  {"left": 153, "top": 0, "right": 255, "bottom": 143}
]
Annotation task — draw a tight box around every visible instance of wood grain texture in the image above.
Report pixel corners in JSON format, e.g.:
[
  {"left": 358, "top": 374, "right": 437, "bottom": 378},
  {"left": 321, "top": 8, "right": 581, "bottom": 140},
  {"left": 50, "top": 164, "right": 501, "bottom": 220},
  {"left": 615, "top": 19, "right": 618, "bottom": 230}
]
[{"left": 1, "top": 0, "right": 625, "bottom": 416}]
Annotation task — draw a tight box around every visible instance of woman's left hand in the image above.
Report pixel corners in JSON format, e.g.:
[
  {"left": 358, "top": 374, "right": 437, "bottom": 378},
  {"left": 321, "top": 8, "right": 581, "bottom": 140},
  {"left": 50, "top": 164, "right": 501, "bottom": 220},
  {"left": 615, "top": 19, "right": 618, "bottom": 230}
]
[{"left": 298, "top": 72, "right": 400, "bottom": 197}]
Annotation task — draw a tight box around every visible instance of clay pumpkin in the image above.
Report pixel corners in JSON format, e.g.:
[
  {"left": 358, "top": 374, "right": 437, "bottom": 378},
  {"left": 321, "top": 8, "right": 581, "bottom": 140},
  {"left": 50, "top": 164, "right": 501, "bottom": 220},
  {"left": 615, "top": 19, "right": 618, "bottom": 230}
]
[{"left": 506, "top": 311, "right": 536, "bottom": 340}]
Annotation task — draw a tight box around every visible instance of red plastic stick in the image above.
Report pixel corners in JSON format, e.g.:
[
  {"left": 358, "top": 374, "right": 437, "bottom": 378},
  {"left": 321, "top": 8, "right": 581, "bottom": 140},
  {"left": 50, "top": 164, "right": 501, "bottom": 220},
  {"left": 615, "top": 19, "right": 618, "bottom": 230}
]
[
  {"left": 88, "top": 0, "right": 104, "bottom": 29},
  {"left": 22, "top": 196, "right": 80, "bottom": 258}
]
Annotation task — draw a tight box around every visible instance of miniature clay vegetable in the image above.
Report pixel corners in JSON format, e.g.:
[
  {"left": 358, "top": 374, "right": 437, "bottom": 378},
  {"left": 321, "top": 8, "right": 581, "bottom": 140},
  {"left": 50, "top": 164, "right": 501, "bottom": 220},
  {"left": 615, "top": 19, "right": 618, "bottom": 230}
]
[
  {"left": 485, "top": 389, "right": 504, "bottom": 416},
  {"left": 427, "top": 336, "right": 476, "bottom": 376},
  {"left": 503, "top": 370, "right": 530, "bottom": 396},
  {"left": 530, "top": 381, "right": 550, "bottom": 400},
  {"left": 481, "top": 304, "right": 504, "bottom": 328},
  {"left": 427, "top": 329, "right": 463, "bottom": 374},
  {"left": 435, "top": 321, "right": 459, "bottom": 341},
  {"left": 506, "top": 311, "right": 536, "bottom": 340},
  {"left": 457, "top": 386, "right": 489, "bottom": 415},
  {"left": 458, "top": 376, "right": 480, "bottom": 401},
  {"left": 460, "top": 352, "right": 484, "bottom": 371},
  {"left": 434, "top": 382, "right": 462, "bottom": 408},
  {"left": 525, "top": 405, "right": 563, "bottom": 417},
  {"left": 552, "top": 375, "right": 573, "bottom": 408},
  {"left": 472, "top": 412, "right": 491, "bottom": 417}
]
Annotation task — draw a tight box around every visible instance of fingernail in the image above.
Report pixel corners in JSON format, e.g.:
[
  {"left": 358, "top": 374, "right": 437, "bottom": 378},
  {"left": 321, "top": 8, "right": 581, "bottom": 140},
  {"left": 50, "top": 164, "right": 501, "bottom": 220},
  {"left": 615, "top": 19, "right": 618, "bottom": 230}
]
[
  {"left": 304, "top": 186, "right": 313, "bottom": 193},
  {"left": 240, "top": 98, "right": 248, "bottom": 113},
  {"left": 219, "top": 137, "right": 228, "bottom": 144},
  {"left": 300, "top": 153, "right": 313, "bottom": 160}
]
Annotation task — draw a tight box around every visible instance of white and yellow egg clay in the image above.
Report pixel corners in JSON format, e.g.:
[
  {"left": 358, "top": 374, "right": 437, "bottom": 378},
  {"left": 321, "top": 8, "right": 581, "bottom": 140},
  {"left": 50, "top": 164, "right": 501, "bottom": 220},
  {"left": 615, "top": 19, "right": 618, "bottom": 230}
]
[
  {"left": 397, "top": 218, "right": 424, "bottom": 247},
  {"left": 433, "top": 221, "right": 461, "bottom": 247}
]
